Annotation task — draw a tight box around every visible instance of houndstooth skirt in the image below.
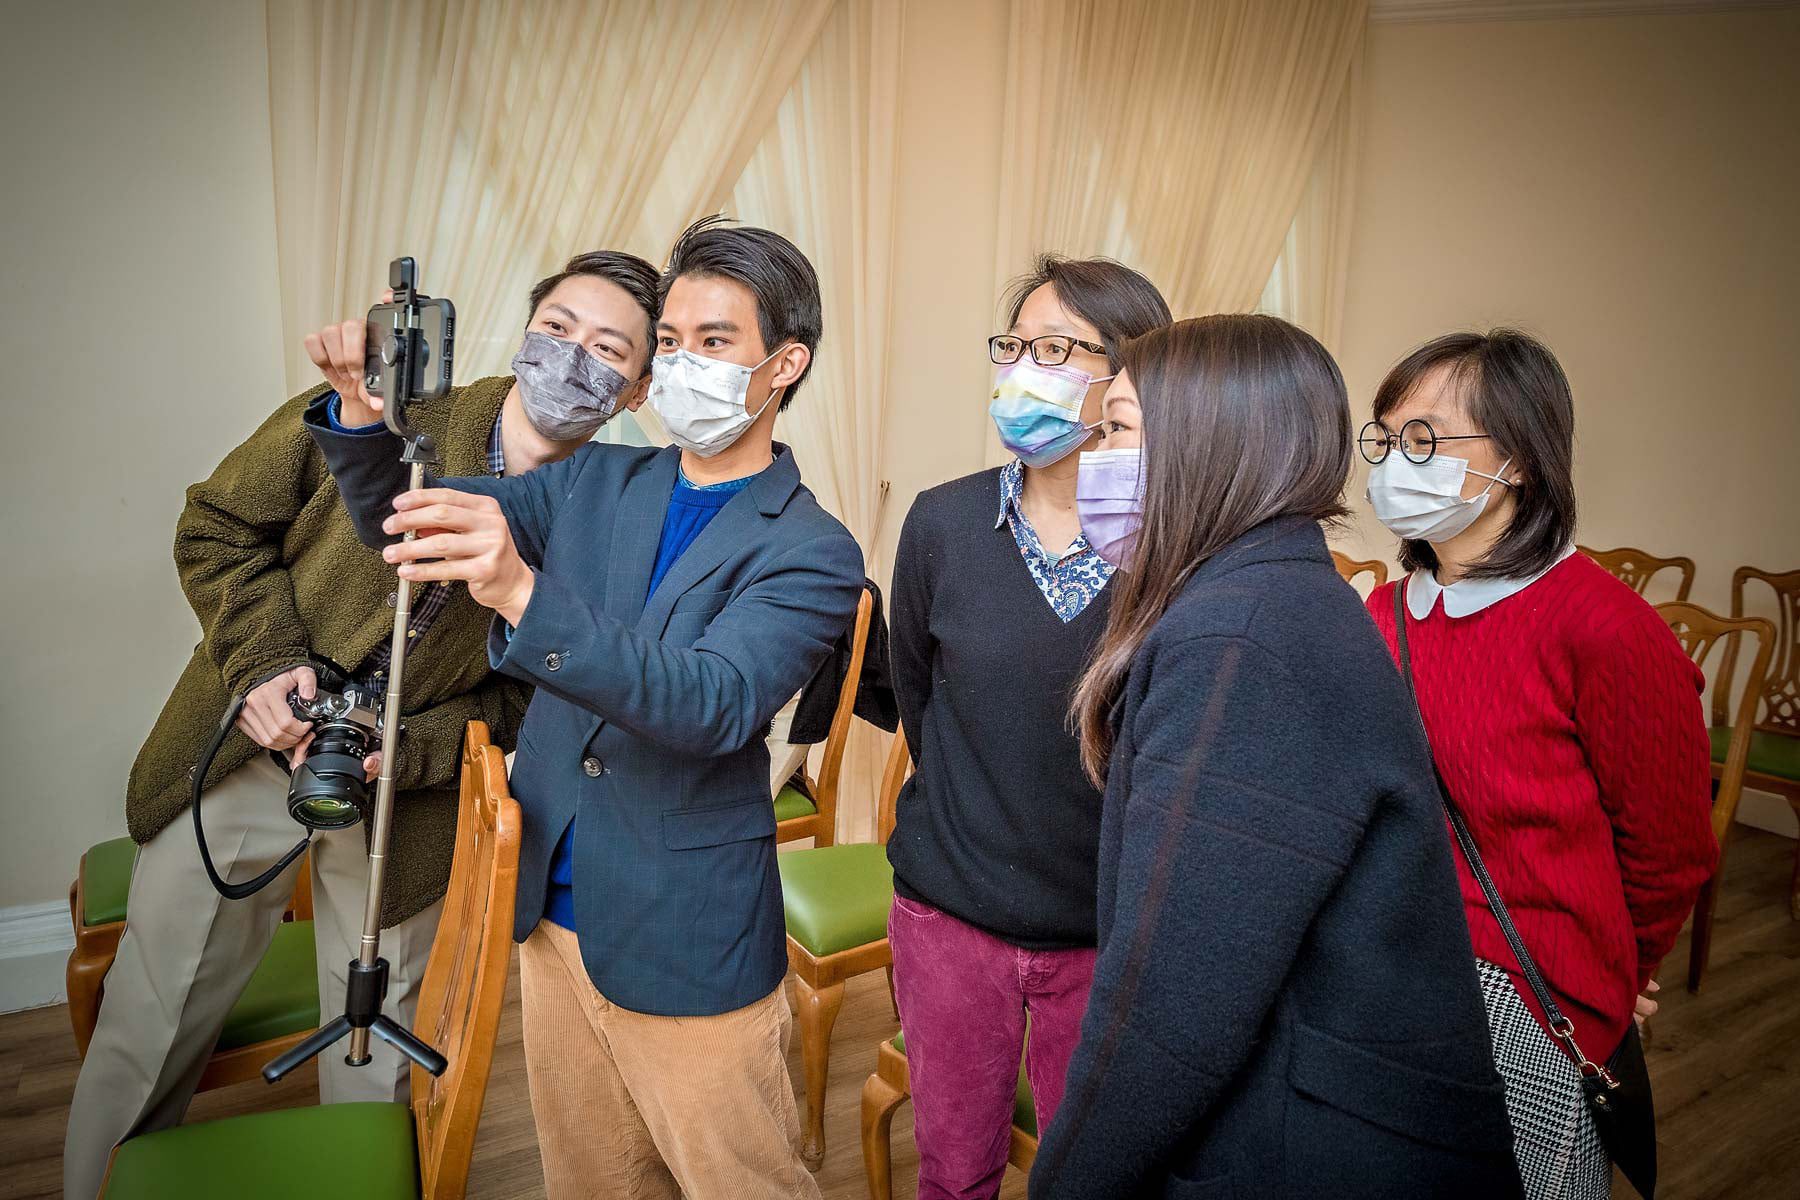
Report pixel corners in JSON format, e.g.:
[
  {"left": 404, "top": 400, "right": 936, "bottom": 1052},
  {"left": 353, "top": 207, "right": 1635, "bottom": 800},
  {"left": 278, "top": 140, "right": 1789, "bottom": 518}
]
[{"left": 1476, "top": 959, "right": 1613, "bottom": 1200}]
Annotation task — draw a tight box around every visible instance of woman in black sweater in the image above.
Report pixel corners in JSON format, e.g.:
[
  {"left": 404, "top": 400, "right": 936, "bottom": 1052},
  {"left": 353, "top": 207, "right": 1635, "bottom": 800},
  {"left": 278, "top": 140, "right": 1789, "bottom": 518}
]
[
  {"left": 887, "top": 256, "right": 1168, "bottom": 1199},
  {"left": 1033, "top": 315, "right": 1521, "bottom": 1199}
]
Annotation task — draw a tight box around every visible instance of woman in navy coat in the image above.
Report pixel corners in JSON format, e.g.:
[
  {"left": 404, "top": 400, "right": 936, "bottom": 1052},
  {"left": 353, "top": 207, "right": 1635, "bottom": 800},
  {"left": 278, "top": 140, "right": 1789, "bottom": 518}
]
[{"left": 1032, "top": 315, "right": 1522, "bottom": 1200}]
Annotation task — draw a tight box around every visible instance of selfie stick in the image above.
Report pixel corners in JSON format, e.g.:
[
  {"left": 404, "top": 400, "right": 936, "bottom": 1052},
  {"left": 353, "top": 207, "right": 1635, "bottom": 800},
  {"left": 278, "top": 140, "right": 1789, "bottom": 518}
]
[{"left": 266, "top": 259, "right": 447, "bottom": 1083}]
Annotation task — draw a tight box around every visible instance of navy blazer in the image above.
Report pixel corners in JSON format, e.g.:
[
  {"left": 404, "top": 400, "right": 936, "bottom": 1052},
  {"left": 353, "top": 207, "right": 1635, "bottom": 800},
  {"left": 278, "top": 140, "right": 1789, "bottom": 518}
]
[
  {"left": 1030, "top": 517, "right": 1521, "bottom": 1200},
  {"left": 308, "top": 400, "right": 863, "bottom": 1016}
]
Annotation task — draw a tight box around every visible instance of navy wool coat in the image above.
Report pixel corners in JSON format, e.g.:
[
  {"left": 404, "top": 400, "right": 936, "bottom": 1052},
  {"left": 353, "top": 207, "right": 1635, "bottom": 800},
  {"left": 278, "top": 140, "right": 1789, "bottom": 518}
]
[{"left": 1030, "top": 516, "right": 1522, "bottom": 1200}]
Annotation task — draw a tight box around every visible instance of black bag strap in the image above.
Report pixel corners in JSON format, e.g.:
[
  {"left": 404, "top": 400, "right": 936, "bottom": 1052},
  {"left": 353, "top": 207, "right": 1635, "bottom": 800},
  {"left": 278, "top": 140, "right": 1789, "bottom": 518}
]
[{"left": 1392, "top": 581, "right": 1618, "bottom": 1087}]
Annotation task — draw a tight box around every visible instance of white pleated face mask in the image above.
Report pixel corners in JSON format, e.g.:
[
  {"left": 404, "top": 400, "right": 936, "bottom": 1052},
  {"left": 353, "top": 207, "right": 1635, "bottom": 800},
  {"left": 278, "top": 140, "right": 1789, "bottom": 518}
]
[
  {"left": 648, "top": 343, "right": 788, "bottom": 457},
  {"left": 1366, "top": 453, "right": 1514, "bottom": 543}
]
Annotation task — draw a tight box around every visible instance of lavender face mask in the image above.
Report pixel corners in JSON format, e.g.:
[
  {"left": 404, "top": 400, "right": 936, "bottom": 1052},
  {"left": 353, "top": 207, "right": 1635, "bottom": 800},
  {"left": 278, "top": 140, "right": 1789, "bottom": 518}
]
[{"left": 1076, "top": 447, "right": 1145, "bottom": 569}]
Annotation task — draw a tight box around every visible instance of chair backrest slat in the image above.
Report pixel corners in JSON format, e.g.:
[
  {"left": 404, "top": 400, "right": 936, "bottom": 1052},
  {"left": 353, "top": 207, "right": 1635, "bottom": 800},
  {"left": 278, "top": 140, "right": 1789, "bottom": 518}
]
[
  {"left": 1656, "top": 603, "right": 1775, "bottom": 844},
  {"left": 411, "top": 721, "right": 522, "bottom": 1200},
  {"left": 1727, "top": 566, "right": 1800, "bottom": 740},
  {"left": 1330, "top": 551, "right": 1388, "bottom": 592},
  {"left": 1581, "top": 545, "right": 1696, "bottom": 602},
  {"left": 814, "top": 588, "right": 875, "bottom": 836},
  {"left": 876, "top": 730, "right": 912, "bottom": 847}
]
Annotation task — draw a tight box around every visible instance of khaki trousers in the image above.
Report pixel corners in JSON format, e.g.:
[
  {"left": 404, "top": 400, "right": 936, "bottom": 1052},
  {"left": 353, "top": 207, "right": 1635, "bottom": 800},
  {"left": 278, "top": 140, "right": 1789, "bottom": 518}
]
[
  {"left": 519, "top": 920, "right": 821, "bottom": 1200},
  {"left": 63, "top": 753, "right": 441, "bottom": 1200}
]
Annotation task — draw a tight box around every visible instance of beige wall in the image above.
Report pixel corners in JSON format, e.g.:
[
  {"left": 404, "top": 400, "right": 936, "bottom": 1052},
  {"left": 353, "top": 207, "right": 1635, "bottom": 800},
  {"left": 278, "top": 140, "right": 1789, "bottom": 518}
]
[
  {"left": 874, "top": 0, "right": 1013, "bottom": 580},
  {"left": 0, "top": 0, "right": 288, "bottom": 910},
  {"left": 1335, "top": 7, "right": 1800, "bottom": 602},
  {"left": 1335, "top": 6, "right": 1800, "bottom": 833},
  {"left": 3, "top": 1, "right": 1794, "bottom": 910}
]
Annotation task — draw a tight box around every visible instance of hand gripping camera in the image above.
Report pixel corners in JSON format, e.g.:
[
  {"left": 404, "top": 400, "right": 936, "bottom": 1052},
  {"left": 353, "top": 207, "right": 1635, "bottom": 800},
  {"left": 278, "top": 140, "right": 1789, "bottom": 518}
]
[
  {"left": 190, "top": 659, "right": 375, "bottom": 901},
  {"left": 285, "top": 665, "right": 383, "bottom": 831}
]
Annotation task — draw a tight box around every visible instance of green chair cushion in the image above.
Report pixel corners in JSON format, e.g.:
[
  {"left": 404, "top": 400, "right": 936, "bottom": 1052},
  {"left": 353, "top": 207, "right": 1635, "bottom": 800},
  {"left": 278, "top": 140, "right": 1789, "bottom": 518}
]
[
  {"left": 104, "top": 1101, "right": 417, "bottom": 1199},
  {"left": 777, "top": 843, "right": 892, "bottom": 957},
  {"left": 218, "top": 920, "right": 320, "bottom": 1050},
  {"left": 1710, "top": 726, "right": 1800, "bottom": 783},
  {"left": 774, "top": 783, "right": 819, "bottom": 824},
  {"left": 81, "top": 837, "right": 138, "bottom": 927},
  {"left": 891, "top": 1032, "right": 1036, "bottom": 1137}
]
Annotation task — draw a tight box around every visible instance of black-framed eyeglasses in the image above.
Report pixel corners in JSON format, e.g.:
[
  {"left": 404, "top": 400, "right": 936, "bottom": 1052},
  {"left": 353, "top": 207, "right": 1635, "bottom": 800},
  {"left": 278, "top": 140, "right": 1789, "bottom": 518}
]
[
  {"left": 989, "top": 333, "right": 1108, "bottom": 367},
  {"left": 1358, "top": 419, "right": 1491, "bottom": 465}
]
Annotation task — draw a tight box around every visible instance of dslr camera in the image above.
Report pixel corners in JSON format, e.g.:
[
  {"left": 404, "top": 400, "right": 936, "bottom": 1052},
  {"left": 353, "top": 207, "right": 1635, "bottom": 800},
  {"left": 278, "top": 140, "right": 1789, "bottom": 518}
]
[{"left": 285, "top": 662, "right": 384, "bottom": 830}]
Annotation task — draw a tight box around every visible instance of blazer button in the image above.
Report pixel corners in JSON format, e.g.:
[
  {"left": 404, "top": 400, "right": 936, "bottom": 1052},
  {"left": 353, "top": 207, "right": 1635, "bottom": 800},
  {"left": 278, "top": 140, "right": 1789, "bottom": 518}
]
[
  {"left": 544, "top": 652, "right": 562, "bottom": 671},
  {"left": 385, "top": 591, "right": 398, "bottom": 608},
  {"left": 582, "top": 756, "right": 603, "bottom": 778}
]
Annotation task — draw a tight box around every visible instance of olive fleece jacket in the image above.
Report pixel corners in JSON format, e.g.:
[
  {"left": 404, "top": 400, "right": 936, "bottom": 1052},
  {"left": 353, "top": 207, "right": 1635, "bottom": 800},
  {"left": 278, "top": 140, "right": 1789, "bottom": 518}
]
[{"left": 126, "top": 375, "right": 529, "bottom": 925}]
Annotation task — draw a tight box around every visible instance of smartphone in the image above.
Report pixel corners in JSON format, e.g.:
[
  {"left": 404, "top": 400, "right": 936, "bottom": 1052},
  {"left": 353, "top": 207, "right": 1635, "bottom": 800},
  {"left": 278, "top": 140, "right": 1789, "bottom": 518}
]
[{"left": 364, "top": 293, "right": 455, "bottom": 405}]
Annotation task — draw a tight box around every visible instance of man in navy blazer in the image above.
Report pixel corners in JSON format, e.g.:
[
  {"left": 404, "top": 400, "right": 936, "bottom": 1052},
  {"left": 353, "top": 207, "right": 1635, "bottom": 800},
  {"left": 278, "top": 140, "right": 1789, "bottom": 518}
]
[{"left": 306, "top": 219, "right": 858, "bottom": 1199}]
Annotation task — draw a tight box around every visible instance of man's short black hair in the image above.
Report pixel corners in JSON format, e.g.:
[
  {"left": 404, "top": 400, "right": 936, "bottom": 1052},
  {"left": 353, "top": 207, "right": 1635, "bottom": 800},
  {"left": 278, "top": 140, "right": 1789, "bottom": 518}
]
[
  {"left": 527, "top": 250, "right": 661, "bottom": 377},
  {"left": 660, "top": 216, "right": 822, "bottom": 410}
]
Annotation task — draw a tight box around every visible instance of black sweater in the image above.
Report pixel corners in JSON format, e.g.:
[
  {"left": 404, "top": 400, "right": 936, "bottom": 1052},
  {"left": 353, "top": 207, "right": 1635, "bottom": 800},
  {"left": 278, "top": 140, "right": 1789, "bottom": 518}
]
[
  {"left": 1030, "top": 516, "right": 1519, "bottom": 1199},
  {"left": 887, "top": 467, "right": 1110, "bottom": 949}
]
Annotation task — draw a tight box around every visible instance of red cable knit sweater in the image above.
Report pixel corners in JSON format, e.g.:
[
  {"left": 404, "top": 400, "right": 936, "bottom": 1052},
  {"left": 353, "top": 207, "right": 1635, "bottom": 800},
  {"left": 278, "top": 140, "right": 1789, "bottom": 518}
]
[{"left": 1368, "top": 553, "right": 1717, "bottom": 1061}]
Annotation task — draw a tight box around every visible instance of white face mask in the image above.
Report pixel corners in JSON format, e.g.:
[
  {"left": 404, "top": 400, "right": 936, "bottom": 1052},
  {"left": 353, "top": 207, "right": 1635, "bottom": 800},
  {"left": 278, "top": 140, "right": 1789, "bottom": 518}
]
[
  {"left": 648, "top": 344, "right": 788, "bottom": 457},
  {"left": 1366, "top": 453, "right": 1514, "bottom": 543}
]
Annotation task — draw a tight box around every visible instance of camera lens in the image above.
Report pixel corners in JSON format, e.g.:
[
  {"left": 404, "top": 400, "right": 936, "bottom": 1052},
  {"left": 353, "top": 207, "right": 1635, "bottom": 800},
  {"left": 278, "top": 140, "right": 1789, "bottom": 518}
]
[{"left": 286, "top": 720, "right": 369, "bottom": 830}]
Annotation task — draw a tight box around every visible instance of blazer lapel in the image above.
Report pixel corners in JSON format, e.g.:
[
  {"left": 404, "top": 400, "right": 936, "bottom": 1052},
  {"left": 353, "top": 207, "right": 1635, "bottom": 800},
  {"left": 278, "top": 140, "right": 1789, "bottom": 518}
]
[
  {"left": 605, "top": 446, "right": 681, "bottom": 622},
  {"left": 634, "top": 446, "right": 804, "bottom": 635}
]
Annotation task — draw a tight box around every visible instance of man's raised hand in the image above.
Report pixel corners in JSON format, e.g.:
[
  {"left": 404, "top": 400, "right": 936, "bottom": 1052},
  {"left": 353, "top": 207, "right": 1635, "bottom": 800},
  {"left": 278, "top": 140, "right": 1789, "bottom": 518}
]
[
  {"left": 383, "top": 489, "right": 535, "bottom": 625},
  {"left": 301, "top": 289, "right": 397, "bottom": 427}
]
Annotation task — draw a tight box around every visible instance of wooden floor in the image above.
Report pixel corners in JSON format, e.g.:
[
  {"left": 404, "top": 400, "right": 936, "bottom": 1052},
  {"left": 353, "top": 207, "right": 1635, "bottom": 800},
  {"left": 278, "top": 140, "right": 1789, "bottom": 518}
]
[{"left": 3, "top": 830, "right": 1796, "bottom": 1200}]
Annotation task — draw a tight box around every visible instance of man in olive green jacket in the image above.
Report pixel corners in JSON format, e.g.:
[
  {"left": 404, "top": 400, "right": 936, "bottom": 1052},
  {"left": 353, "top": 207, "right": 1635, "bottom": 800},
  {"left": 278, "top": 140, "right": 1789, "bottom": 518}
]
[{"left": 64, "top": 250, "right": 662, "bottom": 1200}]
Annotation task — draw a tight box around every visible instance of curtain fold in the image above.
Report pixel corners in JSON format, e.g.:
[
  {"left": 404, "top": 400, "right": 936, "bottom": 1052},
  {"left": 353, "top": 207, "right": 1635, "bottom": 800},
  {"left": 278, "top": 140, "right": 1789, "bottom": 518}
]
[
  {"left": 987, "top": 0, "right": 1366, "bottom": 463},
  {"left": 728, "top": 0, "right": 903, "bottom": 840},
  {"left": 1259, "top": 47, "right": 1366, "bottom": 355},
  {"left": 991, "top": 0, "right": 1367, "bottom": 403},
  {"left": 265, "top": 0, "right": 833, "bottom": 393}
]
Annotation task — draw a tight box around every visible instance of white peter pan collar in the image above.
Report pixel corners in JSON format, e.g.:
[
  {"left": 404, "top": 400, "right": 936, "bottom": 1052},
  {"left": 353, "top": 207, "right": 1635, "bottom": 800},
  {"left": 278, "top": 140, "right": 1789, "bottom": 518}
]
[{"left": 1406, "top": 544, "right": 1577, "bottom": 621}]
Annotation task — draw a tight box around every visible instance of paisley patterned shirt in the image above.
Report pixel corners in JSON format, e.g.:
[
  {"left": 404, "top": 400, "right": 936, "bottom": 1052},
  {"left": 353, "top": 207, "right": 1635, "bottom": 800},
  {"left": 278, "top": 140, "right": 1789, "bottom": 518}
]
[{"left": 995, "top": 459, "right": 1114, "bottom": 623}]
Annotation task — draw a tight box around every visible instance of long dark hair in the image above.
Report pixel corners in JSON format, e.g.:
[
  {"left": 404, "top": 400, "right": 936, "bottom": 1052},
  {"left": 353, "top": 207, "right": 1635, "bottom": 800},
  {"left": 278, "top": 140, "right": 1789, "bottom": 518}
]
[
  {"left": 1073, "top": 315, "right": 1351, "bottom": 785},
  {"left": 1371, "top": 330, "right": 1576, "bottom": 581},
  {"left": 1002, "top": 254, "right": 1172, "bottom": 368}
]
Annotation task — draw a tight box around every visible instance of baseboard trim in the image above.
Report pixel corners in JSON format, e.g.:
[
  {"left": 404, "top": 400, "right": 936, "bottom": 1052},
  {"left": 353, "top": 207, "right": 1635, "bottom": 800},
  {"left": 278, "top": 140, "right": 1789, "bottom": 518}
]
[
  {"left": 1738, "top": 789, "right": 1799, "bottom": 839},
  {"left": 0, "top": 900, "right": 73, "bottom": 1013}
]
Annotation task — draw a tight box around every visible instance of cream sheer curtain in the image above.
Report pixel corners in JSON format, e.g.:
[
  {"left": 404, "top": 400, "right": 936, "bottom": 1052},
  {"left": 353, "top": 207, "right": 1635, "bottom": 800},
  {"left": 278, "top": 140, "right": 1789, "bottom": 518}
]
[
  {"left": 265, "top": 0, "right": 832, "bottom": 394},
  {"left": 986, "top": 0, "right": 1367, "bottom": 463},
  {"left": 1259, "top": 50, "right": 1366, "bottom": 355},
  {"left": 728, "top": 0, "right": 903, "bottom": 840}
]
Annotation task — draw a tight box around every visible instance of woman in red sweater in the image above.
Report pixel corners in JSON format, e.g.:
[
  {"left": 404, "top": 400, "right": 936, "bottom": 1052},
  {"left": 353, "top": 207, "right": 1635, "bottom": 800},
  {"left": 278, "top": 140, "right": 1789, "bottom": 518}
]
[{"left": 1361, "top": 330, "right": 1716, "bottom": 1200}]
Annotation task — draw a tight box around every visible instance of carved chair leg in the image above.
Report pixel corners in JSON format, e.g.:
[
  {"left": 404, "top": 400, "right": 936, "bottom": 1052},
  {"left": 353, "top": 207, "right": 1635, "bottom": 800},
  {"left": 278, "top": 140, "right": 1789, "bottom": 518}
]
[
  {"left": 794, "top": 975, "right": 845, "bottom": 1172},
  {"left": 1789, "top": 798, "right": 1800, "bottom": 921},
  {"left": 860, "top": 1068, "right": 907, "bottom": 1200},
  {"left": 1687, "top": 876, "right": 1720, "bottom": 994},
  {"left": 66, "top": 949, "right": 108, "bottom": 1059}
]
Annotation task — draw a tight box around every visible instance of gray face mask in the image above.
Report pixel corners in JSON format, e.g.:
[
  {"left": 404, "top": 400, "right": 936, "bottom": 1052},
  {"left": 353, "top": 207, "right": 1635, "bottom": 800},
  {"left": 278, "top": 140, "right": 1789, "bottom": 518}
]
[{"left": 510, "top": 330, "right": 632, "bottom": 442}]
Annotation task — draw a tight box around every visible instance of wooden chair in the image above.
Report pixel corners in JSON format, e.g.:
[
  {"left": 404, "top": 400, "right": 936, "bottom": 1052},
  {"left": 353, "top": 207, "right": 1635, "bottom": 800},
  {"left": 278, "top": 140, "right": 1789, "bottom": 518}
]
[
  {"left": 777, "top": 587, "right": 874, "bottom": 848},
  {"left": 861, "top": 1032, "right": 1038, "bottom": 1200},
  {"left": 100, "top": 721, "right": 522, "bottom": 1200},
  {"left": 779, "top": 729, "right": 909, "bottom": 1169},
  {"left": 1581, "top": 545, "right": 1696, "bottom": 601},
  {"left": 68, "top": 842, "right": 318, "bottom": 1089},
  {"left": 1721, "top": 567, "right": 1800, "bottom": 918},
  {"left": 1655, "top": 602, "right": 1775, "bottom": 992},
  {"left": 1330, "top": 550, "right": 1388, "bottom": 591}
]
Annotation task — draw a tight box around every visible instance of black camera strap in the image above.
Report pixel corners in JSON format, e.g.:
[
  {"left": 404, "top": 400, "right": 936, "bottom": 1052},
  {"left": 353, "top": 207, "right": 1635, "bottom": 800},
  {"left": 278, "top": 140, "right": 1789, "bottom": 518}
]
[{"left": 192, "top": 692, "right": 311, "bottom": 901}]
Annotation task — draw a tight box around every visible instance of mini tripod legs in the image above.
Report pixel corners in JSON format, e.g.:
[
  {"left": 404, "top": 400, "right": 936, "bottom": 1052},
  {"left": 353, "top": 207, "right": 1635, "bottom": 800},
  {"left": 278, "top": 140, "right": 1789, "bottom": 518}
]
[{"left": 264, "top": 956, "right": 447, "bottom": 1083}]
